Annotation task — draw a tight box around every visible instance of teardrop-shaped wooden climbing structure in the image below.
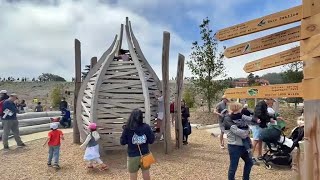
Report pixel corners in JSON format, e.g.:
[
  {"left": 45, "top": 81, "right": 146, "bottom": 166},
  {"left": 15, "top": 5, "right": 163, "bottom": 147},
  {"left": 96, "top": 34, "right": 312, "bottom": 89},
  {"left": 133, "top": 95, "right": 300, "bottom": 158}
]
[{"left": 76, "top": 18, "right": 161, "bottom": 150}]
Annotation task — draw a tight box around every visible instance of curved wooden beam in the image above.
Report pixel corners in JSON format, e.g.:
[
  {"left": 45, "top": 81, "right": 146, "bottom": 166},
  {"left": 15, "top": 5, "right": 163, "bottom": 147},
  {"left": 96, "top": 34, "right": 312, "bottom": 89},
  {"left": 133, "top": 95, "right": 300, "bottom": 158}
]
[
  {"left": 125, "top": 18, "right": 151, "bottom": 124},
  {"left": 128, "top": 21, "right": 162, "bottom": 90},
  {"left": 90, "top": 40, "right": 120, "bottom": 125},
  {"left": 76, "top": 35, "right": 118, "bottom": 141}
]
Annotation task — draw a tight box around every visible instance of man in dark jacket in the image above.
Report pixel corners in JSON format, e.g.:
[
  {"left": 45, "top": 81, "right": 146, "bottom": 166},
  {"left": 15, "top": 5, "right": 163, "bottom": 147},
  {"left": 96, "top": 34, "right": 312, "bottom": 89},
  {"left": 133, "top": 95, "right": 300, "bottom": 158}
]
[
  {"left": 2, "top": 93, "right": 26, "bottom": 149},
  {"left": 59, "top": 97, "right": 68, "bottom": 111}
]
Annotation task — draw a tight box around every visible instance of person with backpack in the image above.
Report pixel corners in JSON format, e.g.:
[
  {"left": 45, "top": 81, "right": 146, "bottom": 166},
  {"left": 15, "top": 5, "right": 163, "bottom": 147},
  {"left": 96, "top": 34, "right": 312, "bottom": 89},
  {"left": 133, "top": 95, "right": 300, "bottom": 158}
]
[
  {"left": 1, "top": 93, "right": 26, "bottom": 150},
  {"left": 120, "top": 109, "right": 155, "bottom": 180},
  {"left": 251, "top": 98, "right": 275, "bottom": 161}
]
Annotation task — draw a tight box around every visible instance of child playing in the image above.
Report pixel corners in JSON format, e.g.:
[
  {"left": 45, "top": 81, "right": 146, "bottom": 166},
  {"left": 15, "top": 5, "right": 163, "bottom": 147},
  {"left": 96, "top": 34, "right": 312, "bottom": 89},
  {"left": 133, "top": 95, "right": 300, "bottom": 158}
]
[
  {"left": 43, "top": 122, "right": 64, "bottom": 169},
  {"left": 229, "top": 102, "right": 259, "bottom": 165},
  {"left": 80, "top": 123, "right": 108, "bottom": 171}
]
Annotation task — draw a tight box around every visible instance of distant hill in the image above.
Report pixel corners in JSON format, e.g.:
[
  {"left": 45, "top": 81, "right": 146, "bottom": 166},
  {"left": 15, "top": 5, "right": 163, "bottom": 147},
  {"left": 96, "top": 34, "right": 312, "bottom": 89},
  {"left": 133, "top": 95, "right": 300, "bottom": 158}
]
[{"left": 260, "top": 72, "right": 284, "bottom": 84}]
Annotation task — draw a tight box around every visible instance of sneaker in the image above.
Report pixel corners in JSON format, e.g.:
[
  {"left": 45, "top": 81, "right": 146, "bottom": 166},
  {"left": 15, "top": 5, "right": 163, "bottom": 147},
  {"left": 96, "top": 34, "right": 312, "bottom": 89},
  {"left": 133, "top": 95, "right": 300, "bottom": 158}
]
[
  {"left": 3, "top": 146, "right": 10, "bottom": 150},
  {"left": 257, "top": 156, "right": 263, "bottom": 161},
  {"left": 47, "top": 163, "right": 52, "bottom": 167},
  {"left": 53, "top": 164, "right": 60, "bottom": 169},
  {"left": 220, "top": 145, "right": 225, "bottom": 149},
  {"left": 17, "top": 143, "right": 26, "bottom": 148},
  {"left": 252, "top": 158, "right": 259, "bottom": 166}
]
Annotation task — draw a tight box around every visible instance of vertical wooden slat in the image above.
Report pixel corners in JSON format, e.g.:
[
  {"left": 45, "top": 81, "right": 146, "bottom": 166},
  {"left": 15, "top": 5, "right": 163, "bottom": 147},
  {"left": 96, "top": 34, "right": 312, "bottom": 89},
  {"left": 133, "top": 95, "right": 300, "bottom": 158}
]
[
  {"left": 73, "top": 39, "right": 81, "bottom": 144},
  {"left": 301, "top": 0, "right": 320, "bottom": 179},
  {"left": 175, "top": 54, "right": 185, "bottom": 149},
  {"left": 90, "top": 57, "right": 97, "bottom": 69},
  {"left": 162, "top": 31, "right": 172, "bottom": 154}
]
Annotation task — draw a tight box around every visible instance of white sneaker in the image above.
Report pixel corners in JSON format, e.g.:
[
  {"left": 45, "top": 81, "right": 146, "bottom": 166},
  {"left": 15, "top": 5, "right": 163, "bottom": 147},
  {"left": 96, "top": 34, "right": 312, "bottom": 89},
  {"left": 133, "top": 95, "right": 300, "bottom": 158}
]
[
  {"left": 220, "top": 145, "right": 225, "bottom": 149},
  {"left": 160, "top": 135, "right": 164, "bottom": 141}
]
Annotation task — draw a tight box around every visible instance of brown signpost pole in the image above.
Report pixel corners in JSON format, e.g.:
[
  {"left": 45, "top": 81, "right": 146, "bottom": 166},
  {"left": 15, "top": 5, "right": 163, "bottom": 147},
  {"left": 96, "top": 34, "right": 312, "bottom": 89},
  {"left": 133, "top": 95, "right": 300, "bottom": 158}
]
[
  {"left": 73, "top": 39, "right": 81, "bottom": 144},
  {"left": 300, "top": 0, "right": 320, "bottom": 179},
  {"left": 162, "top": 31, "right": 172, "bottom": 154},
  {"left": 175, "top": 54, "right": 185, "bottom": 149}
]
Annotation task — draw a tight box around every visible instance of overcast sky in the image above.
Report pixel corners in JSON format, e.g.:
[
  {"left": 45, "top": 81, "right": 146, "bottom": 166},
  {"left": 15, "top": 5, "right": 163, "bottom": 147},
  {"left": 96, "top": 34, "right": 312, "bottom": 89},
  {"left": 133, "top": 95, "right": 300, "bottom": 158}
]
[{"left": 0, "top": 0, "right": 301, "bottom": 81}]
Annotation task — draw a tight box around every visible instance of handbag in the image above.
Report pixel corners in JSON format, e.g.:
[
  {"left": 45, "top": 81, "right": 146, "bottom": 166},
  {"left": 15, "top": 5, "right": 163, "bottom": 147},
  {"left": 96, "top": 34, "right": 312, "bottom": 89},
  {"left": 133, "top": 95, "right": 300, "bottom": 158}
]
[{"left": 137, "top": 144, "right": 156, "bottom": 168}]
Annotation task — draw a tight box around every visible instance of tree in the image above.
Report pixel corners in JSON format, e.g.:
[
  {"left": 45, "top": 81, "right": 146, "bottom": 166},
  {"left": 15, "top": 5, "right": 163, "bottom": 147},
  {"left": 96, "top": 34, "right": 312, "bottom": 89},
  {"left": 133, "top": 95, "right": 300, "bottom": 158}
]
[
  {"left": 281, "top": 61, "right": 304, "bottom": 108},
  {"left": 187, "top": 17, "right": 226, "bottom": 112},
  {"left": 261, "top": 72, "right": 284, "bottom": 84},
  {"left": 247, "top": 73, "right": 255, "bottom": 86},
  {"left": 38, "top": 73, "right": 66, "bottom": 82}
]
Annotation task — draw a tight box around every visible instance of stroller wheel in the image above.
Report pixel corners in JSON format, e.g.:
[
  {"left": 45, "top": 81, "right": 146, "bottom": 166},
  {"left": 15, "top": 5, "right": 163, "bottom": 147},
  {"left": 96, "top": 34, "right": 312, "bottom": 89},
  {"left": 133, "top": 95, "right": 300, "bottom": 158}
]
[{"left": 265, "top": 164, "right": 272, "bottom": 170}]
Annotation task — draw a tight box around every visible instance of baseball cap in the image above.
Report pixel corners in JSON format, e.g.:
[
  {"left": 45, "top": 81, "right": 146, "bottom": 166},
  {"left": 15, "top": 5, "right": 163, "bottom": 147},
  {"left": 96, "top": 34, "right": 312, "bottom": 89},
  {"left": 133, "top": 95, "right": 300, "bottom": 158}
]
[
  {"left": 222, "top": 95, "right": 230, "bottom": 101},
  {"left": 50, "top": 123, "right": 59, "bottom": 130},
  {"left": 0, "top": 90, "right": 7, "bottom": 94},
  {"left": 9, "top": 93, "right": 18, "bottom": 98}
]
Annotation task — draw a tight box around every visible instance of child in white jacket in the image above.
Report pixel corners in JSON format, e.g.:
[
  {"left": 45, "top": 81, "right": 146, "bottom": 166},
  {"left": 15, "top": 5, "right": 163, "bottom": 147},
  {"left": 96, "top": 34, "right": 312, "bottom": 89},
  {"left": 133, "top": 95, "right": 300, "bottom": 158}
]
[{"left": 80, "top": 123, "right": 108, "bottom": 171}]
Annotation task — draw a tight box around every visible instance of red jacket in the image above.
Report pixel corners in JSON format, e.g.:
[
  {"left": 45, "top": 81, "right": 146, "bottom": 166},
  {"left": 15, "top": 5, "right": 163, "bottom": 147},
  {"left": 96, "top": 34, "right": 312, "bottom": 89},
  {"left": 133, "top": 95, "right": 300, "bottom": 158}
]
[{"left": 170, "top": 102, "right": 174, "bottom": 113}]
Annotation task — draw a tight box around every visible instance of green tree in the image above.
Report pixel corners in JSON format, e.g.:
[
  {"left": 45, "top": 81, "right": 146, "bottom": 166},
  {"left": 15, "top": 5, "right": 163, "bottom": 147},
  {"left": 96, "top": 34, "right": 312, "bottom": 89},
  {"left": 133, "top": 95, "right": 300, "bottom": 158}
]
[
  {"left": 38, "top": 73, "right": 66, "bottom": 82},
  {"left": 187, "top": 17, "right": 226, "bottom": 112},
  {"left": 183, "top": 87, "right": 196, "bottom": 108},
  {"left": 281, "top": 61, "right": 304, "bottom": 109},
  {"left": 51, "top": 85, "right": 63, "bottom": 108},
  {"left": 247, "top": 73, "right": 256, "bottom": 86}
]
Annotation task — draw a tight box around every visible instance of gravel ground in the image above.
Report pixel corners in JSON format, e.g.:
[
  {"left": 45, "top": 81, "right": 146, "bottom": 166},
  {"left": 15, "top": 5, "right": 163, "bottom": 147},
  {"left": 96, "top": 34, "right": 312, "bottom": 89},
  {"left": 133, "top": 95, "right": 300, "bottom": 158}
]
[{"left": 0, "top": 130, "right": 294, "bottom": 180}]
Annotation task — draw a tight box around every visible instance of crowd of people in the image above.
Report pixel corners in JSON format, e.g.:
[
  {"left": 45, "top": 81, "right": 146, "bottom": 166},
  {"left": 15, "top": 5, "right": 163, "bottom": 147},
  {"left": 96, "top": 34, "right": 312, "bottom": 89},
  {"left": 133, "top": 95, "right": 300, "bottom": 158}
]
[
  {"left": 213, "top": 95, "right": 301, "bottom": 180},
  {"left": 2, "top": 86, "right": 302, "bottom": 180}
]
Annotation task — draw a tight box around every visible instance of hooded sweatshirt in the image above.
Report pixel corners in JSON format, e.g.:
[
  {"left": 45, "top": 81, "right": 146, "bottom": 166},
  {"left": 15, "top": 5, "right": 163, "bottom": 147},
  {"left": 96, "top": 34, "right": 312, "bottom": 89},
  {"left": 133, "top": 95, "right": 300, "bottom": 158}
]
[{"left": 120, "top": 123, "right": 155, "bottom": 157}]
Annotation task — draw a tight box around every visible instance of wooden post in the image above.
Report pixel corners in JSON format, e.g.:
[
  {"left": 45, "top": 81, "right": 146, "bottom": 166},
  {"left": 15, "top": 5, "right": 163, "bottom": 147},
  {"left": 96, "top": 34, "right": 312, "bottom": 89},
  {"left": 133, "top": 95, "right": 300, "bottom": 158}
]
[
  {"left": 175, "top": 54, "right": 185, "bottom": 149},
  {"left": 90, "top": 57, "right": 97, "bottom": 69},
  {"left": 301, "top": 0, "right": 320, "bottom": 179},
  {"left": 162, "top": 31, "right": 172, "bottom": 154},
  {"left": 73, "top": 39, "right": 81, "bottom": 144}
]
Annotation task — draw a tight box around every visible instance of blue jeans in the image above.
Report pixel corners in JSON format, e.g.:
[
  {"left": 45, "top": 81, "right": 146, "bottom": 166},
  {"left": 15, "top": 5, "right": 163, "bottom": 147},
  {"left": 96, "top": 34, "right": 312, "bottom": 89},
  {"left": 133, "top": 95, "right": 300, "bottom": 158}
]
[
  {"left": 48, "top": 145, "right": 60, "bottom": 165},
  {"left": 228, "top": 144, "right": 253, "bottom": 180}
]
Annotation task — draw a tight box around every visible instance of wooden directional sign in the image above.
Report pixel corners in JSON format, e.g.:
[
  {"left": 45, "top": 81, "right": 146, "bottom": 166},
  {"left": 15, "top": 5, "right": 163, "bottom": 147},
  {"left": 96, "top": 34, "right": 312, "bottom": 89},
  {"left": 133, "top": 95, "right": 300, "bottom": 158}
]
[
  {"left": 224, "top": 26, "right": 301, "bottom": 58},
  {"left": 224, "top": 83, "right": 303, "bottom": 99},
  {"left": 216, "top": 5, "right": 302, "bottom": 41},
  {"left": 243, "top": 47, "right": 300, "bottom": 73}
]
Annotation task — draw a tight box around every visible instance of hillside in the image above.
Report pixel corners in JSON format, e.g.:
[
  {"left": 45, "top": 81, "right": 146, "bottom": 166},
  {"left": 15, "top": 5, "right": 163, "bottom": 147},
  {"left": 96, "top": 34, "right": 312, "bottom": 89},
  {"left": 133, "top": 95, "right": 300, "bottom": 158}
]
[{"left": 0, "top": 81, "right": 181, "bottom": 111}]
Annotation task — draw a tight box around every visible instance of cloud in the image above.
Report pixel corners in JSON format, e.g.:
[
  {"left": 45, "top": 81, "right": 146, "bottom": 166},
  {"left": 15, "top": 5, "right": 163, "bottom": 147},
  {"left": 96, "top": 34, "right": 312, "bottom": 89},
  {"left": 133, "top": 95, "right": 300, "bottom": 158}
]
[
  {"left": 0, "top": 0, "right": 303, "bottom": 81},
  {"left": 0, "top": 0, "right": 188, "bottom": 80}
]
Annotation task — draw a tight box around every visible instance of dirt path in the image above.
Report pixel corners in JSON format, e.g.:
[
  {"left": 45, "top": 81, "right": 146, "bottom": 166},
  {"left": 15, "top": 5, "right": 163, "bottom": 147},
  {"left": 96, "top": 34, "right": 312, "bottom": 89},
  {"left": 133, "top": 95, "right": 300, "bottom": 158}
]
[{"left": 0, "top": 129, "right": 294, "bottom": 180}]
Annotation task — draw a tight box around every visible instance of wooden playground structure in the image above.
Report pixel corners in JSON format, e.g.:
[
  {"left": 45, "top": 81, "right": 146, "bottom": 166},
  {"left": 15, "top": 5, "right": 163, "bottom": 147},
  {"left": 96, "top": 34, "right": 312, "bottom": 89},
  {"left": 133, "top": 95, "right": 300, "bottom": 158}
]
[
  {"left": 216, "top": 0, "right": 319, "bottom": 179},
  {"left": 73, "top": 18, "right": 185, "bottom": 153}
]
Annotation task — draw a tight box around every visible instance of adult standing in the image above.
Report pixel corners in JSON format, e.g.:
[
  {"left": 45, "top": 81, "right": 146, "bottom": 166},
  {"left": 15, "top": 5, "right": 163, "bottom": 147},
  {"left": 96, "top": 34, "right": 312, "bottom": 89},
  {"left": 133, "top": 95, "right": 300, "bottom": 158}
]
[
  {"left": 214, "top": 95, "right": 230, "bottom": 149},
  {"left": 1, "top": 93, "right": 26, "bottom": 149},
  {"left": 181, "top": 100, "right": 191, "bottom": 145},
  {"left": 251, "top": 98, "right": 275, "bottom": 161},
  {"left": 241, "top": 104, "right": 253, "bottom": 117},
  {"left": 59, "top": 97, "right": 68, "bottom": 111},
  {"left": 170, "top": 100, "right": 175, "bottom": 127},
  {"left": 120, "top": 109, "right": 155, "bottom": 180},
  {"left": 223, "top": 105, "right": 253, "bottom": 180},
  {"left": 155, "top": 91, "right": 164, "bottom": 141}
]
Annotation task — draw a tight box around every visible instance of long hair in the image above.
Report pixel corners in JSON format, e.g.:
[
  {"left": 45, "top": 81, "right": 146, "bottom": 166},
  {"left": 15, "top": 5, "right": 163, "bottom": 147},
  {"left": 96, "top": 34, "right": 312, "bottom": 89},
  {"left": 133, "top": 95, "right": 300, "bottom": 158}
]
[{"left": 127, "top": 109, "right": 144, "bottom": 130}]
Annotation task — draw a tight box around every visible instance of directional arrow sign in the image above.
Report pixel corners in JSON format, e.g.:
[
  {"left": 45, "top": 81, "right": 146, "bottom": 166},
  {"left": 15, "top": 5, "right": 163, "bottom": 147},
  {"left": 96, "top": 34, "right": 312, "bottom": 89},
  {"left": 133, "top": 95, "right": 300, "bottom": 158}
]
[
  {"left": 216, "top": 5, "right": 302, "bottom": 41},
  {"left": 224, "top": 83, "right": 303, "bottom": 99},
  {"left": 243, "top": 47, "right": 301, "bottom": 73},
  {"left": 224, "top": 26, "right": 301, "bottom": 58}
]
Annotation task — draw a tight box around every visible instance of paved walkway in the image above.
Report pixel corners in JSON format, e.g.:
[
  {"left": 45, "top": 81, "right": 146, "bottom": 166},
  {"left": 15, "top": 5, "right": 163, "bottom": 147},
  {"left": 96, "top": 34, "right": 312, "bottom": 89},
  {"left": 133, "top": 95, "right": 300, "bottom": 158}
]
[{"left": 0, "top": 128, "right": 73, "bottom": 150}]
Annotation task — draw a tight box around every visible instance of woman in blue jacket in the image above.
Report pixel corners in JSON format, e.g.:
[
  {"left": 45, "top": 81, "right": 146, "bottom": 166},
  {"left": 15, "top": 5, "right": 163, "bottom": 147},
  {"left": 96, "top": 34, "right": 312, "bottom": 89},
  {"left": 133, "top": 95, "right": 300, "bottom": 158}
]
[{"left": 120, "top": 109, "right": 155, "bottom": 180}]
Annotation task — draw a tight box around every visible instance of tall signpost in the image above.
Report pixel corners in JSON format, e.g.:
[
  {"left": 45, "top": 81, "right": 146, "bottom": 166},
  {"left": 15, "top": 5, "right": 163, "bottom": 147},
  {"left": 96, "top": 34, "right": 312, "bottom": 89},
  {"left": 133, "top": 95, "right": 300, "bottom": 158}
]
[{"left": 217, "top": 1, "right": 320, "bottom": 179}]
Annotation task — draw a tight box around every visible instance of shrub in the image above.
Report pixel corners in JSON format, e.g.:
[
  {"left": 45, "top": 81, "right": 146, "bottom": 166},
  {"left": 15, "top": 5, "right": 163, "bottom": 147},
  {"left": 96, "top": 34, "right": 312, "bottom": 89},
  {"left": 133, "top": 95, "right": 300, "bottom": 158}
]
[
  {"left": 51, "top": 85, "right": 63, "bottom": 108},
  {"left": 183, "top": 87, "right": 195, "bottom": 108}
]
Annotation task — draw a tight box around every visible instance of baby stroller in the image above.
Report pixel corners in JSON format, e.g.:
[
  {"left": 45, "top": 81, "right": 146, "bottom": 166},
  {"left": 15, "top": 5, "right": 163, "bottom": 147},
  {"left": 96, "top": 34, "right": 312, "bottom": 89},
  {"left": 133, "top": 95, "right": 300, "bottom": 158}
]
[{"left": 260, "top": 122, "right": 304, "bottom": 169}]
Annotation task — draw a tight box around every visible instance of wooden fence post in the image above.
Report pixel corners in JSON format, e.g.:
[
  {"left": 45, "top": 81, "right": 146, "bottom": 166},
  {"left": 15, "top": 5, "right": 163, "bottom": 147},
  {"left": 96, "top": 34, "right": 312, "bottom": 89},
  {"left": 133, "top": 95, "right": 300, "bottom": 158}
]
[
  {"left": 175, "top": 54, "right": 185, "bottom": 149},
  {"left": 90, "top": 57, "right": 97, "bottom": 69},
  {"left": 162, "top": 31, "right": 172, "bottom": 154},
  {"left": 73, "top": 39, "right": 81, "bottom": 144}
]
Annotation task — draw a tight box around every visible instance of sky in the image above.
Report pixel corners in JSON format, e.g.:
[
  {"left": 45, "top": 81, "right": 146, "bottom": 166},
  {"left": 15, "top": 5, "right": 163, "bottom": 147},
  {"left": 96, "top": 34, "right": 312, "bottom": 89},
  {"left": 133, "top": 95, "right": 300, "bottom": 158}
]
[{"left": 0, "top": 0, "right": 302, "bottom": 81}]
